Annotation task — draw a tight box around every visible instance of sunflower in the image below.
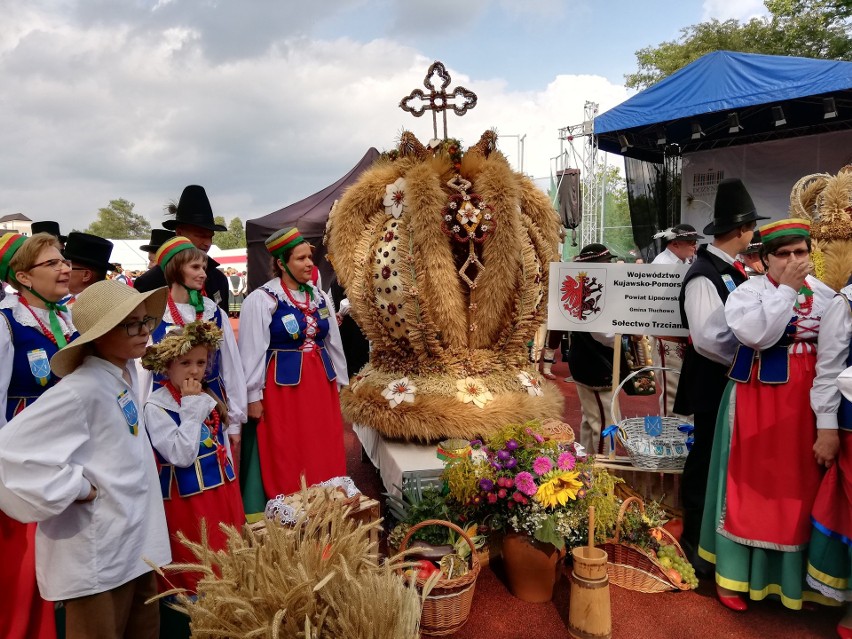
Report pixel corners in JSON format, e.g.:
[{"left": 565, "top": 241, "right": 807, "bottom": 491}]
[{"left": 533, "top": 471, "right": 583, "bottom": 508}]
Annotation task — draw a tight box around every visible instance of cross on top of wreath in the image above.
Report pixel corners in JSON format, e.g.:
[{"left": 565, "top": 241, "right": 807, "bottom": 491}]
[{"left": 399, "top": 61, "right": 477, "bottom": 140}]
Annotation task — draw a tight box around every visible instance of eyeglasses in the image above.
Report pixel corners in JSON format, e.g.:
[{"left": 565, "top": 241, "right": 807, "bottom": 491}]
[
  {"left": 770, "top": 248, "right": 810, "bottom": 259},
  {"left": 30, "top": 258, "right": 72, "bottom": 271},
  {"left": 117, "top": 316, "right": 158, "bottom": 336}
]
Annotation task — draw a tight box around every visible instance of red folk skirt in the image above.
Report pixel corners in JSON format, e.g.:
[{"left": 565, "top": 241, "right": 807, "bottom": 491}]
[
  {"left": 0, "top": 514, "right": 56, "bottom": 639},
  {"left": 160, "top": 474, "right": 245, "bottom": 594},
  {"left": 811, "top": 430, "right": 852, "bottom": 543},
  {"left": 257, "top": 349, "right": 347, "bottom": 497},
  {"left": 723, "top": 349, "right": 824, "bottom": 548}
]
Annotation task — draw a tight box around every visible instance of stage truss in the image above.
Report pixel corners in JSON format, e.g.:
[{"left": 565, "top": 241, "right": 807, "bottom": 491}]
[{"left": 556, "top": 101, "right": 601, "bottom": 248}]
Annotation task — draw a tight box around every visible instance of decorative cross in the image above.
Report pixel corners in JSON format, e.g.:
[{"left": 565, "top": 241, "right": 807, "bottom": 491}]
[{"left": 399, "top": 61, "right": 477, "bottom": 140}]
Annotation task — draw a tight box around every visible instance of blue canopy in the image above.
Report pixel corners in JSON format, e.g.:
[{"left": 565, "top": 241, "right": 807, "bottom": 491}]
[{"left": 595, "top": 51, "right": 852, "bottom": 162}]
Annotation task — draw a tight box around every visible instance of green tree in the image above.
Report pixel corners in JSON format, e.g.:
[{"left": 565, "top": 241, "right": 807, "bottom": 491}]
[
  {"left": 85, "top": 198, "right": 151, "bottom": 239},
  {"left": 626, "top": 1, "right": 852, "bottom": 89},
  {"left": 600, "top": 165, "right": 634, "bottom": 257},
  {"left": 213, "top": 216, "right": 246, "bottom": 249}
]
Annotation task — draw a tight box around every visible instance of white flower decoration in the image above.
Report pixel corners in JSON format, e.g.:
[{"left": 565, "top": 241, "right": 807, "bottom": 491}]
[
  {"left": 452, "top": 224, "right": 461, "bottom": 233},
  {"left": 381, "top": 377, "right": 417, "bottom": 408},
  {"left": 444, "top": 214, "right": 452, "bottom": 221},
  {"left": 457, "top": 201, "right": 480, "bottom": 225},
  {"left": 517, "top": 371, "right": 543, "bottom": 397},
  {"left": 383, "top": 177, "right": 408, "bottom": 219},
  {"left": 484, "top": 213, "right": 492, "bottom": 221},
  {"left": 456, "top": 377, "right": 494, "bottom": 408}
]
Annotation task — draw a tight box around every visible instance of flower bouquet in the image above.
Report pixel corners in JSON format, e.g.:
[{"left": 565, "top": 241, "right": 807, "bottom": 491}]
[{"left": 442, "top": 420, "right": 620, "bottom": 551}]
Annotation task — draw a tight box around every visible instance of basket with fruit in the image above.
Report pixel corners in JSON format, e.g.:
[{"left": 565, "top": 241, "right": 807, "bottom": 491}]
[{"left": 602, "top": 496, "right": 697, "bottom": 593}]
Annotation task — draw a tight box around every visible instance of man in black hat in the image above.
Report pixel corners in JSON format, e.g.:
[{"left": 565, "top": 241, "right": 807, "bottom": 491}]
[
  {"left": 652, "top": 224, "right": 703, "bottom": 265},
  {"left": 139, "top": 229, "right": 176, "bottom": 269},
  {"left": 31, "top": 221, "right": 67, "bottom": 248},
  {"left": 132, "top": 185, "right": 230, "bottom": 313},
  {"left": 674, "top": 178, "right": 768, "bottom": 562},
  {"left": 564, "top": 243, "right": 619, "bottom": 454},
  {"left": 64, "top": 232, "right": 115, "bottom": 298}
]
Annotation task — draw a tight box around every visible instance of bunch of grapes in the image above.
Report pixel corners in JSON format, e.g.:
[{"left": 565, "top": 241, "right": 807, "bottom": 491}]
[{"left": 655, "top": 543, "right": 699, "bottom": 589}]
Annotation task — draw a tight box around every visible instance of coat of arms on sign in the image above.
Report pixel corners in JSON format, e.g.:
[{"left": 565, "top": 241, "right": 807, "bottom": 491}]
[{"left": 560, "top": 269, "right": 604, "bottom": 322}]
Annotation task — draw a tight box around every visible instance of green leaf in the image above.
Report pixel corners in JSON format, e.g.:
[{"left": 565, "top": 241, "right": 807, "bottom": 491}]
[{"left": 534, "top": 518, "right": 565, "bottom": 550}]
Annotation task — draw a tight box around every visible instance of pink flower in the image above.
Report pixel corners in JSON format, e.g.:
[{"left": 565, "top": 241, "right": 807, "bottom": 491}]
[
  {"left": 512, "top": 491, "right": 527, "bottom": 503},
  {"left": 487, "top": 493, "right": 498, "bottom": 504},
  {"left": 515, "top": 471, "right": 537, "bottom": 496},
  {"left": 532, "top": 456, "right": 553, "bottom": 476},
  {"left": 557, "top": 451, "right": 576, "bottom": 471},
  {"left": 497, "top": 488, "right": 508, "bottom": 499}
]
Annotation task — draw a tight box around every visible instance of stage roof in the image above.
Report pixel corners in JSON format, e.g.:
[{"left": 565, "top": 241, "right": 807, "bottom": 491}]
[{"left": 595, "top": 51, "right": 852, "bottom": 162}]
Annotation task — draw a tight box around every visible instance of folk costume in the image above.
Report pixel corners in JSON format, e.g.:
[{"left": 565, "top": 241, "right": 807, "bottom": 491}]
[
  {"left": 807, "top": 285, "right": 852, "bottom": 606},
  {"left": 239, "top": 228, "right": 348, "bottom": 519},
  {"left": 651, "top": 224, "right": 703, "bottom": 417},
  {"left": 0, "top": 281, "right": 171, "bottom": 638},
  {"left": 0, "top": 232, "right": 76, "bottom": 639},
  {"left": 675, "top": 178, "right": 767, "bottom": 553},
  {"left": 147, "top": 236, "right": 247, "bottom": 429},
  {"left": 134, "top": 186, "right": 230, "bottom": 313},
  {"left": 141, "top": 322, "right": 245, "bottom": 595},
  {"left": 698, "top": 219, "right": 839, "bottom": 610}
]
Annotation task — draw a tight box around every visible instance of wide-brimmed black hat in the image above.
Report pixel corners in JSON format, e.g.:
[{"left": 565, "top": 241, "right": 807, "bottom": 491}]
[
  {"left": 63, "top": 232, "right": 115, "bottom": 273},
  {"left": 162, "top": 185, "right": 227, "bottom": 232},
  {"left": 139, "top": 229, "right": 176, "bottom": 253},
  {"left": 31, "top": 221, "right": 67, "bottom": 243},
  {"left": 575, "top": 243, "right": 616, "bottom": 263},
  {"left": 703, "top": 178, "right": 769, "bottom": 235}
]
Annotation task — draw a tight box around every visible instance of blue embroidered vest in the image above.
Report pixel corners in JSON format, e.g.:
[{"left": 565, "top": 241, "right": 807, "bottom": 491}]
[
  {"left": 154, "top": 406, "right": 236, "bottom": 499},
  {"left": 263, "top": 287, "right": 337, "bottom": 386},
  {"left": 151, "top": 306, "right": 227, "bottom": 403},
  {"left": 1, "top": 307, "right": 76, "bottom": 422},
  {"left": 728, "top": 316, "right": 797, "bottom": 385}
]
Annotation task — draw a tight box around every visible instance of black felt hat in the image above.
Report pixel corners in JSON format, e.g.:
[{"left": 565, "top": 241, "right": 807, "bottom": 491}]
[
  {"left": 162, "top": 185, "right": 227, "bottom": 232},
  {"left": 139, "top": 229, "right": 176, "bottom": 253},
  {"left": 31, "top": 221, "right": 67, "bottom": 243},
  {"left": 575, "top": 243, "right": 616, "bottom": 263},
  {"left": 63, "top": 232, "right": 115, "bottom": 272},
  {"left": 703, "top": 178, "right": 769, "bottom": 235}
]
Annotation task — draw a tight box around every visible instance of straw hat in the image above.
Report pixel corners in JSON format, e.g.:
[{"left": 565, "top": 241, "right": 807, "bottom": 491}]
[{"left": 51, "top": 280, "right": 168, "bottom": 377}]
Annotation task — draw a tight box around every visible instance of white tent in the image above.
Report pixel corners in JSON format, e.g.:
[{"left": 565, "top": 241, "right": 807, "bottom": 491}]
[{"left": 108, "top": 239, "right": 150, "bottom": 272}]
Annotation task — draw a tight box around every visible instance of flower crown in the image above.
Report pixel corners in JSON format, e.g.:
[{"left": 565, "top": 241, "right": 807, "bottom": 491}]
[{"left": 141, "top": 320, "right": 222, "bottom": 374}]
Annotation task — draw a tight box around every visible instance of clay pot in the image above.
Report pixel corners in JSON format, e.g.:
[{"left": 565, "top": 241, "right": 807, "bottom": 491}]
[{"left": 501, "top": 532, "right": 566, "bottom": 602}]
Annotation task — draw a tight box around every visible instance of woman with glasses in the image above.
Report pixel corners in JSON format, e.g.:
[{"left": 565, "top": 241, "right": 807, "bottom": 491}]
[
  {"left": 0, "top": 231, "right": 77, "bottom": 639},
  {"left": 144, "top": 237, "right": 246, "bottom": 467},
  {"left": 699, "top": 219, "right": 840, "bottom": 613}
]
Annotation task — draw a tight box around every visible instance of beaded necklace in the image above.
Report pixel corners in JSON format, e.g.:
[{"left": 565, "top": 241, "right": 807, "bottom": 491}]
[
  {"left": 280, "top": 278, "right": 317, "bottom": 315},
  {"left": 765, "top": 273, "right": 814, "bottom": 314},
  {"left": 17, "top": 294, "right": 70, "bottom": 347},
  {"left": 167, "top": 293, "right": 202, "bottom": 327},
  {"left": 164, "top": 381, "right": 227, "bottom": 471}
]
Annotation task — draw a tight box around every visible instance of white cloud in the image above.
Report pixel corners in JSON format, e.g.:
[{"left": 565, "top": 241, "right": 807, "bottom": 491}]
[
  {"left": 702, "top": 0, "right": 768, "bottom": 22},
  {"left": 0, "top": 3, "right": 630, "bottom": 234}
]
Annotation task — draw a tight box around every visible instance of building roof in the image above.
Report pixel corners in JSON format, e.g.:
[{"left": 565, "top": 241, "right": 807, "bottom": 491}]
[{"left": 0, "top": 213, "right": 32, "bottom": 223}]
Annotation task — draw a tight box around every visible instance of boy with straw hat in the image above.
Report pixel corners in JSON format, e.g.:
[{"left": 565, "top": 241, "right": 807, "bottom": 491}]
[{"left": 0, "top": 280, "right": 171, "bottom": 639}]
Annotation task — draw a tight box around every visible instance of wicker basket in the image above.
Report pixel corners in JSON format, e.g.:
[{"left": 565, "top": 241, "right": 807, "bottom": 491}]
[
  {"left": 399, "top": 519, "right": 481, "bottom": 637},
  {"left": 602, "top": 496, "right": 691, "bottom": 593},
  {"left": 611, "top": 366, "right": 691, "bottom": 470}
]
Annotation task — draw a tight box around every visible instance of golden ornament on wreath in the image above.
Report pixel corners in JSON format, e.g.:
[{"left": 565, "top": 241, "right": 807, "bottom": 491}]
[
  {"left": 326, "top": 130, "right": 563, "bottom": 442},
  {"left": 790, "top": 166, "right": 852, "bottom": 291}
]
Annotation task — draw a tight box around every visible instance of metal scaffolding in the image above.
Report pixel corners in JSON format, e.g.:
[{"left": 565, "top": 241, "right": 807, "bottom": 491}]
[{"left": 556, "top": 101, "right": 601, "bottom": 247}]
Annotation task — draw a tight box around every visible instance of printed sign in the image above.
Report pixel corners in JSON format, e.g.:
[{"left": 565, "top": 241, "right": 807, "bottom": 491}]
[{"left": 547, "top": 262, "right": 690, "bottom": 336}]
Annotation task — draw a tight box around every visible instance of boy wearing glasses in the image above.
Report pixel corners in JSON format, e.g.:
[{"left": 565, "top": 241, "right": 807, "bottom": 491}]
[{"left": 0, "top": 280, "right": 171, "bottom": 639}]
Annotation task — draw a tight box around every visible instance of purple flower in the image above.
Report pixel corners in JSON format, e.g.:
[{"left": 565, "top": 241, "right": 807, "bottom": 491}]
[
  {"left": 515, "top": 471, "right": 537, "bottom": 496},
  {"left": 532, "top": 456, "right": 553, "bottom": 476},
  {"left": 470, "top": 439, "right": 482, "bottom": 447},
  {"left": 557, "top": 451, "right": 576, "bottom": 471},
  {"left": 497, "top": 449, "right": 511, "bottom": 462},
  {"left": 491, "top": 461, "right": 502, "bottom": 470},
  {"left": 503, "top": 457, "right": 518, "bottom": 470},
  {"left": 479, "top": 478, "right": 494, "bottom": 492},
  {"left": 505, "top": 439, "right": 519, "bottom": 451}
]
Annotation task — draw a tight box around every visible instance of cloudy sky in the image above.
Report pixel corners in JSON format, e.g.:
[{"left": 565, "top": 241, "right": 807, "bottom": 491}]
[{"left": 0, "top": 0, "right": 767, "bottom": 232}]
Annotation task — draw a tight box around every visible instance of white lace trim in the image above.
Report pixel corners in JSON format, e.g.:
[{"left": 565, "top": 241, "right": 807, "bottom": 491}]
[
  {"left": 261, "top": 278, "right": 319, "bottom": 312},
  {"left": 0, "top": 295, "right": 74, "bottom": 334},
  {"left": 161, "top": 296, "right": 218, "bottom": 324},
  {"left": 263, "top": 476, "right": 360, "bottom": 525}
]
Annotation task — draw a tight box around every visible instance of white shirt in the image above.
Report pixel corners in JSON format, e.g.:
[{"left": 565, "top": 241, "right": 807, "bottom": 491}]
[
  {"left": 652, "top": 247, "right": 686, "bottom": 265},
  {"left": 725, "top": 274, "right": 836, "bottom": 426},
  {"left": 811, "top": 284, "right": 852, "bottom": 429},
  {"left": 239, "top": 278, "right": 349, "bottom": 404},
  {"left": 144, "top": 386, "right": 227, "bottom": 466},
  {"left": 139, "top": 297, "right": 247, "bottom": 432},
  {"left": 0, "top": 295, "right": 75, "bottom": 428},
  {"left": 683, "top": 244, "right": 740, "bottom": 366},
  {"left": 0, "top": 356, "right": 171, "bottom": 600}
]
